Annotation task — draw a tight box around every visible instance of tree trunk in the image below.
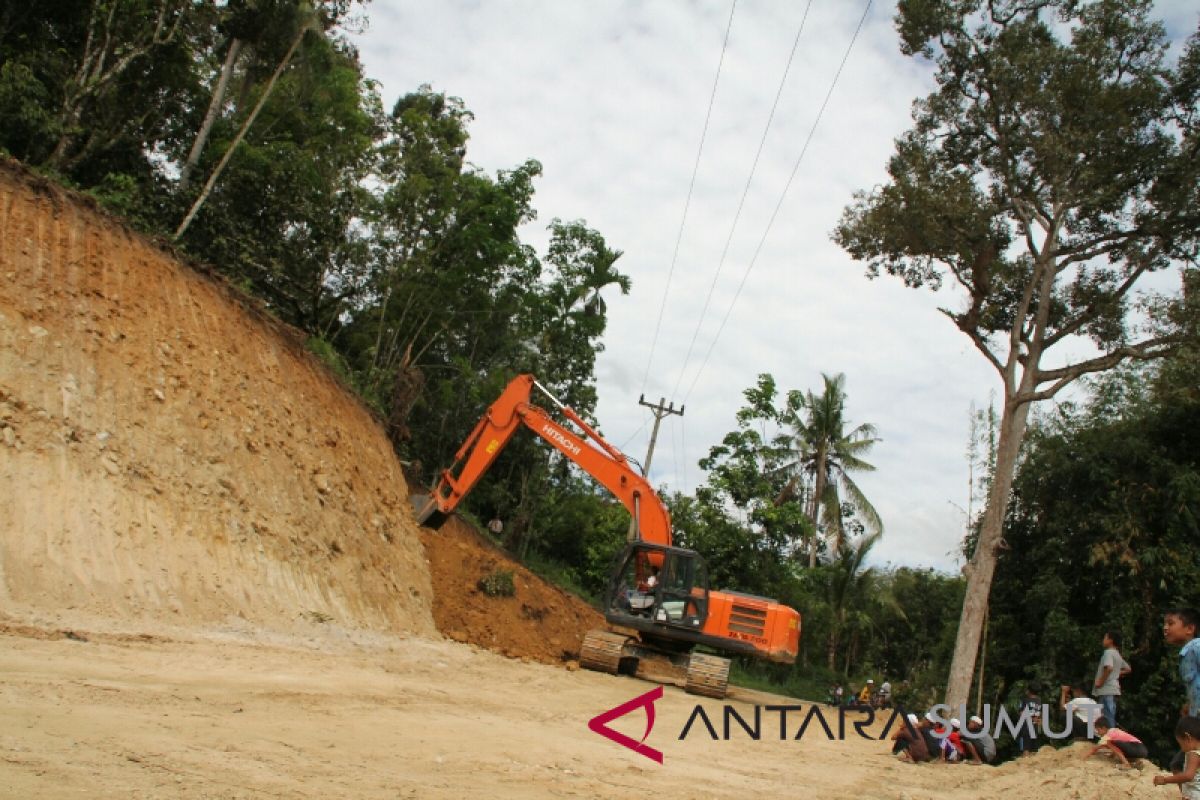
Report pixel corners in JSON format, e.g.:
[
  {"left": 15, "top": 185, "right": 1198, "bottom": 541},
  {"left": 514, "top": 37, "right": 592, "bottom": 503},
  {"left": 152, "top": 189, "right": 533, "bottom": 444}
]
[
  {"left": 180, "top": 37, "right": 244, "bottom": 192},
  {"left": 174, "top": 25, "right": 307, "bottom": 240},
  {"left": 809, "top": 444, "right": 829, "bottom": 566},
  {"left": 944, "top": 395, "right": 1030, "bottom": 708},
  {"left": 827, "top": 624, "right": 839, "bottom": 671}
]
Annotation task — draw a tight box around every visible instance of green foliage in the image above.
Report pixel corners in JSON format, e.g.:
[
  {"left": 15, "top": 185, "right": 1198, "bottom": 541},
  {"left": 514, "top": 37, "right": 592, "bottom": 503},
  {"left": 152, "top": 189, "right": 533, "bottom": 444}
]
[
  {"left": 984, "top": 349, "right": 1200, "bottom": 763},
  {"left": 673, "top": 373, "right": 962, "bottom": 688},
  {"left": 477, "top": 570, "right": 515, "bottom": 598}
]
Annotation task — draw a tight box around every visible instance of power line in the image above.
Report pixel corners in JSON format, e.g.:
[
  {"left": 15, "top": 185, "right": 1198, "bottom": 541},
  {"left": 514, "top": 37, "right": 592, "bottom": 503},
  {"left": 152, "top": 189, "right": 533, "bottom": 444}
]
[
  {"left": 669, "top": 0, "right": 815, "bottom": 400},
  {"left": 618, "top": 411, "right": 651, "bottom": 451},
  {"left": 683, "top": 0, "right": 874, "bottom": 405},
  {"left": 639, "top": 0, "right": 739, "bottom": 397}
]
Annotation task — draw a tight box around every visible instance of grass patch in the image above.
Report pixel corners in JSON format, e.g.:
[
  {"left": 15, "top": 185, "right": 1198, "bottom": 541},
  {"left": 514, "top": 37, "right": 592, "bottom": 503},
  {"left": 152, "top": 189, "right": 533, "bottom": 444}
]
[{"left": 477, "top": 570, "right": 515, "bottom": 597}]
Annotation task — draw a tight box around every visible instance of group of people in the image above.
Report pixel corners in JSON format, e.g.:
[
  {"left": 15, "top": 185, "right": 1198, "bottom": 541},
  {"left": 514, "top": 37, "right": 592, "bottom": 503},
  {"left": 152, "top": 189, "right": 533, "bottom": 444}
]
[
  {"left": 885, "top": 606, "right": 1200, "bottom": 796},
  {"left": 830, "top": 679, "right": 892, "bottom": 710},
  {"left": 891, "top": 711, "right": 998, "bottom": 765},
  {"left": 1066, "top": 609, "right": 1200, "bottom": 799}
]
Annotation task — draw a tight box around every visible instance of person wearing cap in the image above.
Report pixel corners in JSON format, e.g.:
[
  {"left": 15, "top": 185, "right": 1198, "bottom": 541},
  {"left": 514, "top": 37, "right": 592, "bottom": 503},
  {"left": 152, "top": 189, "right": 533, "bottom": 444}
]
[
  {"left": 890, "top": 712, "right": 931, "bottom": 762},
  {"left": 962, "top": 715, "right": 996, "bottom": 764},
  {"left": 857, "top": 679, "right": 874, "bottom": 707},
  {"left": 939, "top": 718, "right": 966, "bottom": 762}
]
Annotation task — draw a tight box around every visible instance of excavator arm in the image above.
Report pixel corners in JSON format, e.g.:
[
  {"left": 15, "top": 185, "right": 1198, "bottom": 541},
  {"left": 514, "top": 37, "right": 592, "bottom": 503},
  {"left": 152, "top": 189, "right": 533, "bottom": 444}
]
[{"left": 412, "top": 374, "right": 672, "bottom": 547}]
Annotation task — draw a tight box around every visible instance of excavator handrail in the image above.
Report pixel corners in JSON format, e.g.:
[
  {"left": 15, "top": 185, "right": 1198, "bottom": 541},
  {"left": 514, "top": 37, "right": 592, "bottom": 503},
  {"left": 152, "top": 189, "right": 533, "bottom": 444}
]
[{"left": 414, "top": 374, "right": 673, "bottom": 547}]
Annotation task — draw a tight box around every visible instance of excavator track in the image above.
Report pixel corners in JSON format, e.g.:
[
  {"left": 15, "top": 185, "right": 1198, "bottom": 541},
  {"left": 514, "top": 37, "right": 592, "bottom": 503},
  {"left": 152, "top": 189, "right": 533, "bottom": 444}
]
[
  {"left": 685, "top": 653, "right": 730, "bottom": 698},
  {"left": 580, "top": 629, "right": 628, "bottom": 674}
]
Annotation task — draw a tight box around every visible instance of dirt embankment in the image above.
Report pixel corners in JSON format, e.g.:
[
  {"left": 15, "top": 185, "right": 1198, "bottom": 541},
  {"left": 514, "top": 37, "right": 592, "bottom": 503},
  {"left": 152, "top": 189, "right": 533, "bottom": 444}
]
[
  {"left": 419, "top": 514, "right": 603, "bottom": 664},
  {"left": 0, "top": 159, "right": 433, "bottom": 637}
]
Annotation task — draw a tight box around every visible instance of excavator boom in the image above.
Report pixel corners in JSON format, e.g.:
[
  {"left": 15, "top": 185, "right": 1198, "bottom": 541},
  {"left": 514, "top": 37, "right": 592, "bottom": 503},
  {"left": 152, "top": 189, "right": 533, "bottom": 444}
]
[{"left": 413, "top": 375, "right": 671, "bottom": 545}]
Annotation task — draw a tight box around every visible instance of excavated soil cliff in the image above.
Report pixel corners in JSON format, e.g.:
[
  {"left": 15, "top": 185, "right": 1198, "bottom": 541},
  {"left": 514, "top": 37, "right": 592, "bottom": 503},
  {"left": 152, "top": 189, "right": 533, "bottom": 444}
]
[
  {"left": 418, "top": 514, "right": 603, "bottom": 664},
  {"left": 0, "top": 159, "right": 434, "bottom": 636}
]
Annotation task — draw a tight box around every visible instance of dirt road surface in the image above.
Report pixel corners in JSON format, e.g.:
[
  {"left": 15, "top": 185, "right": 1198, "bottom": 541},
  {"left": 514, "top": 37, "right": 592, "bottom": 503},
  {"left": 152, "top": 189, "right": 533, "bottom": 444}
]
[{"left": 0, "top": 614, "right": 1166, "bottom": 800}]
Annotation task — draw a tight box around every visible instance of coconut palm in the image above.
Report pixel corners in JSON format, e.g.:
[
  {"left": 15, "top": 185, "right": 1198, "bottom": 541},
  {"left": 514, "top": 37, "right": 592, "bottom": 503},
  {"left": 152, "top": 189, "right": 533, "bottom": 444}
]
[
  {"left": 775, "top": 373, "right": 881, "bottom": 565},
  {"left": 825, "top": 529, "right": 883, "bottom": 672}
]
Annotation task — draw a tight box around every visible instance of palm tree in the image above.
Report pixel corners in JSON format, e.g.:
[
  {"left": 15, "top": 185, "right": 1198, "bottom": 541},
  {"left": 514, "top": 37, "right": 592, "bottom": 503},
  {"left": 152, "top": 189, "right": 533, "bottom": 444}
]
[
  {"left": 825, "top": 530, "right": 883, "bottom": 672},
  {"left": 775, "top": 373, "right": 881, "bottom": 565}
]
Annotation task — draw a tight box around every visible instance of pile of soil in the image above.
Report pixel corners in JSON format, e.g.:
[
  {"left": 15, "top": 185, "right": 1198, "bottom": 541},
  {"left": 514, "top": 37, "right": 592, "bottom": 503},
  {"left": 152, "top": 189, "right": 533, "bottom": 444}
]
[
  {"left": 418, "top": 513, "right": 604, "bottom": 664},
  {"left": 0, "top": 159, "right": 434, "bottom": 637},
  {"left": 891, "top": 740, "right": 1166, "bottom": 800}
]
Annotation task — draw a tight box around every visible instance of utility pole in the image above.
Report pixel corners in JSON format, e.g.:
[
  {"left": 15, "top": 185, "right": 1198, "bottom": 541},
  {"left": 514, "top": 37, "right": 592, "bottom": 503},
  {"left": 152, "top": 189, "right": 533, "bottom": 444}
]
[{"left": 627, "top": 395, "right": 684, "bottom": 541}]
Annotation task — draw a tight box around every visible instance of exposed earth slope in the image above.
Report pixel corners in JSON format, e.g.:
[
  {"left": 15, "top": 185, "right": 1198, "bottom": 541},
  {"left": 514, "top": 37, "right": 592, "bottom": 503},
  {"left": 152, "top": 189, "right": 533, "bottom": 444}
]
[{"left": 0, "top": 159, "right": 433, "bottom": 636}]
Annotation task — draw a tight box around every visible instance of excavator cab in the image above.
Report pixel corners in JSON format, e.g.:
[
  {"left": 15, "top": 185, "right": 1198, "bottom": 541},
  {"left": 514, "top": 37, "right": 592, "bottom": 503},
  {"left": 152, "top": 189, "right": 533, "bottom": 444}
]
[{"left": 605, "top": 543, "right": 709, "bottom": 631}]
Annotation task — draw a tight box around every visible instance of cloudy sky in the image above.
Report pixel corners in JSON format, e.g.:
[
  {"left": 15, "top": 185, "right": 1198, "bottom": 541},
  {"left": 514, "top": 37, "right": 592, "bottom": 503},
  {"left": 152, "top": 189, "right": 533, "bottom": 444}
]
[{"left": 350, "top": 1, "right": 1197, "bottom": 571}]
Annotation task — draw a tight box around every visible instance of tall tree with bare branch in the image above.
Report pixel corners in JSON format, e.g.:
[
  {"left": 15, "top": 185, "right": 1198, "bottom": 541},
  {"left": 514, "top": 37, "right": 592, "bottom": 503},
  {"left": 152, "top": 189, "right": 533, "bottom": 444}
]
[{"left": 835, "top": 0, "right": 1200, "bottom": 708}]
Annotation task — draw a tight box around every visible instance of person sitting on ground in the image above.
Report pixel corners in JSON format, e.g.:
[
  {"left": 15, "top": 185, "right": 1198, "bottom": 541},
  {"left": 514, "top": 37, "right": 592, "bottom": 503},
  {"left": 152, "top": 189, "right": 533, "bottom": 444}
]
[
  {"left": 858, "top": 680, "right": 874, "bottom": 707},
  {"left": 1153, "top": 716, "right": 1200, "bottom": 798},
  {"left": 940, "top": 718, "right": 967, "bottom": 763},
  {"left": 1060, "top": 683, "right": 1103, "bottom": 737},
  {"left": 920, "top": 712, "right": 943, "bottom": 761},
  {"left": 962, "top": 715, "right": 996, "bottom": 765},
  {"left": 876, "top": 680, "right": 893, "bottom": 709},
  {"left": 1084, "top": 717, "right": 1148, "bottom": 769},
  {"left": 890, "top": 713, "right": 931, "bottom": 762}
]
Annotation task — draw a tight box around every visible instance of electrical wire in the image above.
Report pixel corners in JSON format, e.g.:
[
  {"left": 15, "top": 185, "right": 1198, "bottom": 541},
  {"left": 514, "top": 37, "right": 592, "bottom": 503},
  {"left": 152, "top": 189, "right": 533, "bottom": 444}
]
[
  {"left": 669, "top": 0, "right": 816, "bottom": 400},
  {"left": 618, "top": 411, "right": 651, "bottom": 451},
  {"left": 639, "top": 0, "right": 739, "bottom": 398},
  {"left": 683, "top": 0, "right": 874, "bottom": 405}
]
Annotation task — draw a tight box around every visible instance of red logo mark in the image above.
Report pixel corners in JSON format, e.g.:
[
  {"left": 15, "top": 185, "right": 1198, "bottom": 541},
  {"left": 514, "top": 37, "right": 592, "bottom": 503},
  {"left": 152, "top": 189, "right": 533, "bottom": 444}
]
[{"left": 587, "top": 686, "right": 664, "bottom": 764}]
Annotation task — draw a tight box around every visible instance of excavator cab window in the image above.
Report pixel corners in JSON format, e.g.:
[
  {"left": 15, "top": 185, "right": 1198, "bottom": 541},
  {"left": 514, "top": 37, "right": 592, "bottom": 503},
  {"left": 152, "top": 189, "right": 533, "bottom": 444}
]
[
  {"left": 657, "top": 552, "right": 707, "bottom": 627},
  {"left": 607, "top": 544, "right": 708, "bottom": 629}
]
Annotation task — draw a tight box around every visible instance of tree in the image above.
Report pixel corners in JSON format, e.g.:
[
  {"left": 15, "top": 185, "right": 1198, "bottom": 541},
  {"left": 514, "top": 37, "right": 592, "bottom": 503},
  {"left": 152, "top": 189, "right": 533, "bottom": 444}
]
[
  {"left": 175, "top": 1, "right": 338, "bottom": 238},
  {"left": 824, "top": 530, "right": 883, "bottom": 672},
  {"left": 835, "top": 0, "right": 1200, "bottom": 708},
  {"left": 776, "top": 373, "right": 881, "bottom": 564},
  {"left": 45, "top": 0, "right": 190, "bottom": 172},
  {"left": 0, "top": 1, "right": 208, "bottom": 198},
  {"left": 173, "top": 19, "right": 378, "bottom": 336},
  {"left": 697, "top": 374, "right": 815, "bottom": 573}
]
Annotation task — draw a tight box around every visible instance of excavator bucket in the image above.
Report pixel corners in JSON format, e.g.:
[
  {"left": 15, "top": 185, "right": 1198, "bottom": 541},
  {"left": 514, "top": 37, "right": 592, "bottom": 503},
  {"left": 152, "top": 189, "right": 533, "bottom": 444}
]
[{"left": 410, "top": 494, "right": 449, "bottom": 529}]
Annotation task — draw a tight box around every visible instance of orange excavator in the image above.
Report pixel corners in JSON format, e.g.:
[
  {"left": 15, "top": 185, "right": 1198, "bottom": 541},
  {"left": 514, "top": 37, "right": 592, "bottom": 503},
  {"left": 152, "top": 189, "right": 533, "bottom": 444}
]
[{"left": 412, "top": 374, "right": 801, "bottom": 698}]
